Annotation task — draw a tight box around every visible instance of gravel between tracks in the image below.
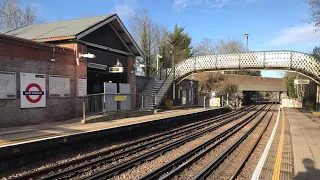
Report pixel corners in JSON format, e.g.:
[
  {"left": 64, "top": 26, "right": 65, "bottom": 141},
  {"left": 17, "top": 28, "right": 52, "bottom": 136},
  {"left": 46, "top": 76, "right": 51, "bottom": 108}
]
[
  {"left": 3, "top": 115, "right": 220, "bottom": 180},
  {"left": 235, "top": 106, "right": 277, "bottom": 180},
  {"left": 175, "top": 108, "right": 267, "bottom": 180},
  {"left": 208, "top": 107, "right": 273, "bottom": 179},
  {"left": 73, "top": 124, "right": 209, "bottom": 179},
  {"left": 110, "top": 109, "right": 259, "bottom": 180}
]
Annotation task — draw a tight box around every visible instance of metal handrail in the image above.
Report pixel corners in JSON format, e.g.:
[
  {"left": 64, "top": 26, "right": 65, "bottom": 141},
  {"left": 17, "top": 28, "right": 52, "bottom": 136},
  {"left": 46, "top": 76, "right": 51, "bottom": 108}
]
[
  {"left": 141, "top": 66, "right": 165, "bottom": 95},
  {"left": 155, "top": 68, "right": 173, "bottom": 99}
]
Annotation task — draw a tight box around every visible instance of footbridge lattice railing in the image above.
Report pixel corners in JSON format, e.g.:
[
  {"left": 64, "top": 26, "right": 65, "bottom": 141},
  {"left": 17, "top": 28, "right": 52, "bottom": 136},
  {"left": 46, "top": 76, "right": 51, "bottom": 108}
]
[{"left": 142, "top": 51, "right": 320, "bottom": 109}]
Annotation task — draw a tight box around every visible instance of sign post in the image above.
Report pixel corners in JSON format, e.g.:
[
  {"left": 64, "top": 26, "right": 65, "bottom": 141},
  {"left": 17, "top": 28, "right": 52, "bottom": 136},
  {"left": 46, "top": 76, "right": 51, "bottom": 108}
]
[{"left": 20, "top": 73, "right": 46, "bottom": 108}]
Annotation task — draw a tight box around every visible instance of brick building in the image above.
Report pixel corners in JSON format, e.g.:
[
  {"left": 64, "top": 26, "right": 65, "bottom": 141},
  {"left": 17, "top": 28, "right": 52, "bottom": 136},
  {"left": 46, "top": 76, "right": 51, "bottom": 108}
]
[
  {"left": 0, "top": 34, "right": 84, "bottom": 127},
  {"left": 1, "top": 14, "right": 142, "bottom": 127},
  {"left": 6, "top": 14, "right": 142, "bottom": 95}
]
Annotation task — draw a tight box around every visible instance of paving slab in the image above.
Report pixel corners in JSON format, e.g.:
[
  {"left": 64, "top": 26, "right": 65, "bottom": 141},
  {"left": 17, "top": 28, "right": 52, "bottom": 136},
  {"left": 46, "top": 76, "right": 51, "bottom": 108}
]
[
  {"left": 285, "top": 108, "right": 320, "bottom": 180},
  {"left": 259, "top": 107, "right": 293, "bottom": 180}
]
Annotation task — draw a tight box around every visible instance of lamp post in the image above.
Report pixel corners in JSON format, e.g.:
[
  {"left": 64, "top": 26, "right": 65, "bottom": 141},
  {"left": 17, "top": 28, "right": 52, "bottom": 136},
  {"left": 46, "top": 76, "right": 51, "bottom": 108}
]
[
  {"left": 244, "top": 34, "right": 249, "bottom": 52},
  {"left": 156, "top": 54, "right": 162, "bottom": 71},
  {"left": 170, "top": 51, "right": 175, "bottom": 106}
]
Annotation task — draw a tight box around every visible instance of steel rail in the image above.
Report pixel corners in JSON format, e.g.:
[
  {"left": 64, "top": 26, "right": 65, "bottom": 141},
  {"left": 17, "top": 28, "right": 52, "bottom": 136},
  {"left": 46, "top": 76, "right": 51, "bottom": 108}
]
[
  {"left": 85, "top": 105, "right": 267, "bottom": 180},
  {"left": 228, "top": 104, "right": 275, "bottom": 180},
  {"left": 13, "top": 107, "right": 253, "bottom": 180},
  {"left": 139, "top": 105, "right": 269, "bottom": 180},
  {"left": 193, "top": 105, "right": 273, "bottom": 180},
  {"left": 41, "top": 107, "right": 254, "bottom": 180}
]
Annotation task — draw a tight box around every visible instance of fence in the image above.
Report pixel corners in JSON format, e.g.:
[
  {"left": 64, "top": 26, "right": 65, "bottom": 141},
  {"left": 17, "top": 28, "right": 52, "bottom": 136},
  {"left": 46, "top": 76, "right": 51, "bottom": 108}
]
[
  {"left": 198, "top": 94, "right": 238, "bottom": 108},
  {"left": 281, "top": 98, "right": 302, "bottom": 108},
  {"left": 82, "top": 93, "right": 154, "bottom": 117}
]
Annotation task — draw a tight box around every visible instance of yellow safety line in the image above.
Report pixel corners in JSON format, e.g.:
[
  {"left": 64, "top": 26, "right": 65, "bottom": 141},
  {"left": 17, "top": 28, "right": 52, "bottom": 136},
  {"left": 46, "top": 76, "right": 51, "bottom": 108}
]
[{"left": 272, "top": 108, "right": 285, "bottom": 180}]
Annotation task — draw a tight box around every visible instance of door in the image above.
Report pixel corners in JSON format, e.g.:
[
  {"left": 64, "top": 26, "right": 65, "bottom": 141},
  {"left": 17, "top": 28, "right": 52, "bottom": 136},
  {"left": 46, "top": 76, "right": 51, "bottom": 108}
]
[
  {"left": 104, "top": 82, "right": 117, "bottom": 112},
  {"left": 182, "top": 90, "right": 187, "bottom": 105},
  {"left": 119, "top": 83, "right": 131, "bottom": 110}
]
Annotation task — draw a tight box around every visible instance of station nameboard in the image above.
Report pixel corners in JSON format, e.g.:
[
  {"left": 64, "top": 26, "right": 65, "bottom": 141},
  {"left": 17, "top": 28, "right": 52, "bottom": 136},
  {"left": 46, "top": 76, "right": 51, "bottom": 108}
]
[
  {"left": 294, "top": 79, "right": 310, "bottom": 85},
  {"left": 114, "top": 95, "right": 127, "bottom": 102},
  {"left": 109, "top": 67, "right": 123, "bottom": 73}
]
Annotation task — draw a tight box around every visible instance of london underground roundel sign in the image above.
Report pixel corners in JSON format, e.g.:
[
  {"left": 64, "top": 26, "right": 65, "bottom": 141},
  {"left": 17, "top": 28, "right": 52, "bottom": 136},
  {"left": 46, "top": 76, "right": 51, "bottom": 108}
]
[
  {"left": 20, "top": 73, "right": 46, "bottom": 108},
  {"left": 23, "top": 83, "right": 44, "bottom": 103}
]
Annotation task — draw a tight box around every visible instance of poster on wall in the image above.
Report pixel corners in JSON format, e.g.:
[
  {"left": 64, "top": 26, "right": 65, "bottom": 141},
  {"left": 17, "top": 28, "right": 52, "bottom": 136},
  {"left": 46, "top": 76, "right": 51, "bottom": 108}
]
[
  {"left": 20, "top": 73, "right": 46, "bottom": 108},
  {"left": 0, "top": 71, "right": 16, "bottom": 99},
  {"left": 77, "top": 77, "right": 87, "bottom": 97},
  {"left": 49, "top": 75, "right": 70, "bottom": 97}
]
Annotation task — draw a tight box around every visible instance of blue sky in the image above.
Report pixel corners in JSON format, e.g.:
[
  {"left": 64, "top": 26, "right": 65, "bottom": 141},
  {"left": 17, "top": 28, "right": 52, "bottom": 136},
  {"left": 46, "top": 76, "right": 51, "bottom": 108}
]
[{"left": 22, "top": 0, "right": 320, "bottom": 78}]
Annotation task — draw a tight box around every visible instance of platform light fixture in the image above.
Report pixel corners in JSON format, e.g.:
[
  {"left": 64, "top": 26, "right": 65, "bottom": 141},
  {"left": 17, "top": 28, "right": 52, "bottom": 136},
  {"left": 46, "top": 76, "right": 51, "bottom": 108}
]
[
  {"left": 79, "top": 53, "right": 96, "bottom": 59},
  {"left": 76, "top": 53, "right": 96, "bottom": 66}
]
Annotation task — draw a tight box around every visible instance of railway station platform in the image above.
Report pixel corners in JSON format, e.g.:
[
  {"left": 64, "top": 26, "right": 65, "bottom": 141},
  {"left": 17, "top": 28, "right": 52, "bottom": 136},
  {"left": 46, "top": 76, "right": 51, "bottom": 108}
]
[
  {"left": 0, "top": 107, "right": 229, "bottom": 172},
  {"left": 253, "top": 108, "right": 320, "bottom": 180},
  {"left": 0, "top": 108, "right": 225, "bottom": 148}
]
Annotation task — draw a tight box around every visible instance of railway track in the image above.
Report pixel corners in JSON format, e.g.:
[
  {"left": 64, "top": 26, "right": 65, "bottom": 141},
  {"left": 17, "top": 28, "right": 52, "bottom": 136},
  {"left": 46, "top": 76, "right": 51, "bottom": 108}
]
[
  {"left": 137, "top": 104, "right": 273, "bottom": 180},
  {"left": 13, "top": 106, "right": 256, "bottom": 180},
  {"left": 194, "top": 105, "right": 275, "bottom": 180},
  {"left": 81, "top": 105, "right": 267, "bottom": 180}
]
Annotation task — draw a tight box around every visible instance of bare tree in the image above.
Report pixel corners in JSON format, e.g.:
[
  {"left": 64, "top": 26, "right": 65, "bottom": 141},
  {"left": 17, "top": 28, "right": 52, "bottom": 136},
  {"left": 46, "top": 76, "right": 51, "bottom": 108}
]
[
  {"left": 194, "top": 38, "right": 245, "bottom": 55},
  {"left": 194, "top": 37, "right": 260, "bottom": 95},
  {"left": 129, "top": 9, "right": 169, "bottom": 76},
  {"left": 194, "top": 38, "right": 215, "bottom": 56},
  {"left": 306, "top": 0, "right": 320, "bottom": 30},
  {"left": 0, "top": 0, "right": 42, "bottom": 33},
  {"left": 214, "top": 39, "right": 246, "bottom": 54}
]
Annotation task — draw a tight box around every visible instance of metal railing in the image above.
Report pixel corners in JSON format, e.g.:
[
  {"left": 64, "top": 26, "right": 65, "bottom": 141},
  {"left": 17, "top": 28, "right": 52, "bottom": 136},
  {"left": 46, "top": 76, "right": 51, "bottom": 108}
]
[
  {"left": 174, "top": 51, "right": 320, "bottom": 83},
  {"left": 142, "top": 66, "right": 165, "bottom": 95}
]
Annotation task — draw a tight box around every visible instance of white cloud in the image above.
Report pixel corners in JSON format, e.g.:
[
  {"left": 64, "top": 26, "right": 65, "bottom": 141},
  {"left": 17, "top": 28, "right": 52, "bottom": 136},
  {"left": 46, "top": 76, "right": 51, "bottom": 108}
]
[
  {"left": 111, "top": 0, "right": 135, "bottom": 19},
  {"left": 173, "top": 0, "right": 242, "bottom": 12},
  {"left": 268, "top": 24, "right": 320, "bottom": 46},
  {"left": 173, "top": 0, "right": 190, "bottom": 11},
  {"left": 30, "top": 2, "right": 42, "bottom": 8}
]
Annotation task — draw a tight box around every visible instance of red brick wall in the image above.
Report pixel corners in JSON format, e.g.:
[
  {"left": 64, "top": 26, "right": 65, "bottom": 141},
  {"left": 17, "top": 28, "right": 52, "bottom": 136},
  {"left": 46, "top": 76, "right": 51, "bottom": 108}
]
[{"left": 0, "top": 34, "right": 86, "bottom": 127}]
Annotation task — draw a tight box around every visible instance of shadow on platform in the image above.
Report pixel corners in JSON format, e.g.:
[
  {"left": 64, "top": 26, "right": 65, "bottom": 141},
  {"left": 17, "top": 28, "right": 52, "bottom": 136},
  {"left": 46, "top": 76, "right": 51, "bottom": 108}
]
[{"left": 295, "top": 158, "right": 320, "bottom": 180}]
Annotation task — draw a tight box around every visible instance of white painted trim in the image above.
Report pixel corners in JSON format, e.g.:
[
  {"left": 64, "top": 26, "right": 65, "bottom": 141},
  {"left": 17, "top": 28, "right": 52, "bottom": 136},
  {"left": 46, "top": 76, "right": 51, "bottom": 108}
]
[
  {"left": 76, "top": 15, "right": 117, "bottom": 39},
  {"left": 77, "top": 40, "right": 131, "bottom": 56},
  {"left": 109, "top": 23, "right": 133, "bottom": 54},
  {"left": 251, "top": 107, "right": 281, "bottom": 180}
]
